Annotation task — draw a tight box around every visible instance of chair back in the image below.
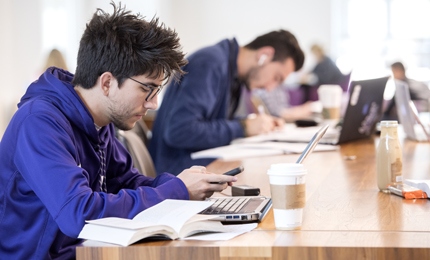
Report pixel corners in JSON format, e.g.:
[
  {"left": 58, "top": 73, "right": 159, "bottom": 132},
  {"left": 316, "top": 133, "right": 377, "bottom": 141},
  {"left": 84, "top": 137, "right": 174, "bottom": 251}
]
[
  {"left": 132, "top": 119, "right": 152, "bottom": 146},
  {"left": 117, "top": 130, "right": 157, "bottom": 178}
]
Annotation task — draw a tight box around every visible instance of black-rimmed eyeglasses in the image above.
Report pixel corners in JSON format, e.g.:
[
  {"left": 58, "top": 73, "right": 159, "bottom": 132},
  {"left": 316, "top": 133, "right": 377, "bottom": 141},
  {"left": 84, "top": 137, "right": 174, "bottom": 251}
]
[{"left": 128, "top": 77, "right": 164, "bottom": 102}]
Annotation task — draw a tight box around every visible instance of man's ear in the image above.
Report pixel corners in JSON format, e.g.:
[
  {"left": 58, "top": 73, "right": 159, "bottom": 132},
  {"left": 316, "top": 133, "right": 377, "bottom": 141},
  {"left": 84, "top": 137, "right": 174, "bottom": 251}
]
[
  {"left": 285, "top": 57, "right": 296, "bottom": 72},
  {"left": 99, "top": 72, "right": 115, "bottom": 96},
  {"left": 257, "top": 46, "right": 275, "bottom": 65}
]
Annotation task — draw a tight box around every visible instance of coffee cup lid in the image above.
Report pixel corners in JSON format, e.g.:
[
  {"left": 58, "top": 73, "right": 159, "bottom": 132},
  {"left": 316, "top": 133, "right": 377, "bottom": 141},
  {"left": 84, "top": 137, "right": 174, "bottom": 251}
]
[{"left": 267, "top": 163, "right": 307, "bottom": 176}]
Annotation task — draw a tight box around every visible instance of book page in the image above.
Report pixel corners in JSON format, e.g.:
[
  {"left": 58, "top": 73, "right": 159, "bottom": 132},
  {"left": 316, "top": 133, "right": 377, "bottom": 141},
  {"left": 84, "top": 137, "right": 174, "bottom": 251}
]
[
  {"left": 178, "top": 219, "right": 226, "bottom": 238},
  {"left": 85, "top": 217, "right": 155, "bottom": 230},
  {"left": 133, "top": 200, "right": 214, "bottom": 234},
  {"left": 183, "top": 223, "right": 258, "bottom": 241},
  {"left": 184, "top": 214, "right": 220, "bottom": 224},
  {"left": 78, "top": 222, "right": 137, "bottom": 246}
]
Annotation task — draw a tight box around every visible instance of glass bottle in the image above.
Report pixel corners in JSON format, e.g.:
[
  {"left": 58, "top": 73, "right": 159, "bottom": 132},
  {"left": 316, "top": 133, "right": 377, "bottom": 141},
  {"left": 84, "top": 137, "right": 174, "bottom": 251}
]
[{"left": 376, "top": 121, "right": 403, "bottom": 192}]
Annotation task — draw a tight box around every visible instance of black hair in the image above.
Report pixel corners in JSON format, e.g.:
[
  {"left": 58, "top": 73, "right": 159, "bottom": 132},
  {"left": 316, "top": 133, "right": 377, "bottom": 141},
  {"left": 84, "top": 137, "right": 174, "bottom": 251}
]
[
  {"left": 71, "top": 2, "right": 187, "bottom": 89},
  {"left": 244, "top": 30, "right": 304, "bottom": 71}
]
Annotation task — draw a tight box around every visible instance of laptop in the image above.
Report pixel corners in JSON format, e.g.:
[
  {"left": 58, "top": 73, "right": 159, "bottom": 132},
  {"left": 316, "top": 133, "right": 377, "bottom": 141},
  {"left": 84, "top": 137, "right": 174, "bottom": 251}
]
[
  {"left": 320, "top": 76, "right": 389, "bottom": 144},
  {"left": 394, "top": 80, "right": 430, "bottom": 142},
  {"left": 200, "top": 125, "right": 330, "bottom": 223},
  {"left": 199, "top": 196, "right": 272, "bottom": 223},
  {"left": 234, "top": 77, "right": 389, "bottom": 145}
]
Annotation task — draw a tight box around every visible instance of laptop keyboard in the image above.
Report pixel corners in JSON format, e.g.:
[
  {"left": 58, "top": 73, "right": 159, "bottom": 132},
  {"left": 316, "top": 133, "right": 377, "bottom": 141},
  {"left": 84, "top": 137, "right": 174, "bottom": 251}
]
[{"left": 200, "top": 197, "right": 250, "bottom": 215}]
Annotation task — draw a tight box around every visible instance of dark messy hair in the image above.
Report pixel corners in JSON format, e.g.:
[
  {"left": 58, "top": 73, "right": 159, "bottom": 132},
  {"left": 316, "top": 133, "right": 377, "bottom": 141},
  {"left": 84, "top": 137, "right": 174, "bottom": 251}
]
[
  {"left": 71, "top": 2, "right": 187, "bottom": 89},
  {"left": 244, "top": 30, "right": 304, "bottom": 71}
]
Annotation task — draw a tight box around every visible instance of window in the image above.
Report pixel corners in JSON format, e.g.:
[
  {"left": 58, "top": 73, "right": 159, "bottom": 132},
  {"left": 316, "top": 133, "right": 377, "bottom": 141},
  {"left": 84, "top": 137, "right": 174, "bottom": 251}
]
[{"left": 333, "top": 0, "right": 430, "bottom": 83}]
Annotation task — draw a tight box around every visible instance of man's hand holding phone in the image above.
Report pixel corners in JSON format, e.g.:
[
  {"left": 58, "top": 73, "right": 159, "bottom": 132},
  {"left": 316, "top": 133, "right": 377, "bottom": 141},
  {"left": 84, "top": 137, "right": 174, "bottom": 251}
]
[{"left": 177, "top": 166, "right": 241, "bottom": 200}]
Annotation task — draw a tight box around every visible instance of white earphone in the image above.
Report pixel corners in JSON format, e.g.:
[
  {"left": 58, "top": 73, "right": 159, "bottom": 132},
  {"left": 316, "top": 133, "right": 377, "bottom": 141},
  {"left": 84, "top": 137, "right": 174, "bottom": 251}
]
[{"left": 258, "top": 54, "right": 268, "bottom": 66}]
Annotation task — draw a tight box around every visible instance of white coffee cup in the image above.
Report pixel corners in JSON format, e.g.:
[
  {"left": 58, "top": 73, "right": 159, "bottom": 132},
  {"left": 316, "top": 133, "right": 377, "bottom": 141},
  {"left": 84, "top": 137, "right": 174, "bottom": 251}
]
[
  {"left": 267, "top": 163, "right": 307, "bottom": 230},
  {"left": 317, "top": 84, "right": 343, "bottom": 120}
]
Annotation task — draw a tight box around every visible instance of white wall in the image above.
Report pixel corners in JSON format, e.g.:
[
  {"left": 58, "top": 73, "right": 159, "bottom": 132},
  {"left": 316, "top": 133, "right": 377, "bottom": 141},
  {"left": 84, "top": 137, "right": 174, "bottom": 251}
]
[
  {"left": 0, "top": 0, "right": 43, "bottom": 136},
  {"left": 0, "top": 0, "right": 331, "bottom": 138},
  {"left": 159, "top": 0, "right": 332, "bottom": 70}
]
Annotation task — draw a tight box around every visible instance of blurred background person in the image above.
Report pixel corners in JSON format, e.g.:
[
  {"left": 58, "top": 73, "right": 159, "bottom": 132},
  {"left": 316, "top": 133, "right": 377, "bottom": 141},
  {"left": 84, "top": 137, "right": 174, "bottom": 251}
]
[
  {"left": 251, "top": 43, "right": 347, "bottom": 122},
  {"left": 391, "top": 61, "right": 430, "bottom": 104},
  {"left": 299, "top": 44, "right": 349, "bottom": 103},
  {"left": 307, "top": 44, "right": 345, "bottom": 86},
  {"left": 43, "top": 48, "right": 68, "bottom": 71},
  {"left": 149, "top": 30, "right": 304, "bottom": 175},
  {"left": 384, "top": 61, "right": 430, "bottom": 119},
  {"left": 251, "top": 86, "right": 314, "bottom": 122}
]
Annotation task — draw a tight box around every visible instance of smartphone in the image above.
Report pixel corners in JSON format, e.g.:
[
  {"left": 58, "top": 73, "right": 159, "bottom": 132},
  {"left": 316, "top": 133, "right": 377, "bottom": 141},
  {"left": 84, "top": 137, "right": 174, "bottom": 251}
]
[
  {"left": 222, "top": 166, "right": 244, "bottom": 176},
  {"left": 211, "top": 166, "right": 244, "bottom": 184}
]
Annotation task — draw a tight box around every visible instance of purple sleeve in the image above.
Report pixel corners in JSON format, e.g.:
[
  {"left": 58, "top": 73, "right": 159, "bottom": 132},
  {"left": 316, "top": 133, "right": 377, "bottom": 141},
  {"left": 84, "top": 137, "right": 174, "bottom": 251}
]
[
  {"left": 14, "top": 114, "right": 189, "bottom": 238},
  {"left": 105, "top": 133, "right": 183, "bottom": 190}
]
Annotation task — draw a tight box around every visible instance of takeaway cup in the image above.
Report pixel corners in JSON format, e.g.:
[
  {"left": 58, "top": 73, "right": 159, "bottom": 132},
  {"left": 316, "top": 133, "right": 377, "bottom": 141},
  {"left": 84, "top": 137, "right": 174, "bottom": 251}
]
[
  {"left": 317, "top": 84, "right": 343, "bottom": 120},
  {"left": 267, "top": 163, "right": 307, "bottom": 230}
]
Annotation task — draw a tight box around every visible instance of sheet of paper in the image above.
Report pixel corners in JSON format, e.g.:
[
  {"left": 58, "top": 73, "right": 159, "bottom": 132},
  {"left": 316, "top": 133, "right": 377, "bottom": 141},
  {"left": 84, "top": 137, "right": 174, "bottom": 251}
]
[
  {"left": 182, "top": 223, "right": 258, "bottom": 241},
  {"left": 191, "top": 141, "right": 337, "bottom": 160},
  {"left": 190, "top": 144, "right": 285, "bottom": 160},
  {"left": 232, "top": 124, "right": 340, "bottom": 144},
  {"left": 132, "top": 200, "right": 213, "bottom": 234},
  {"left": 238, "top": 142, "right": 337, "bottom": 153},
  {"left": 85, "top": 217, "right": 154, "bottom": 230}
]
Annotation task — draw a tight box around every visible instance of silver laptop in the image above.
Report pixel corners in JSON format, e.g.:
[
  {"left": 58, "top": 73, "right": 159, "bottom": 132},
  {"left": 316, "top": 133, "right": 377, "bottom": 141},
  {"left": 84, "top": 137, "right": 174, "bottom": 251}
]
[
  {"left": 394, "top": 80, "right": 430, "bottom": 142},
  {"left": 199, "top": 196, "right": 272, "bottom": 223}
]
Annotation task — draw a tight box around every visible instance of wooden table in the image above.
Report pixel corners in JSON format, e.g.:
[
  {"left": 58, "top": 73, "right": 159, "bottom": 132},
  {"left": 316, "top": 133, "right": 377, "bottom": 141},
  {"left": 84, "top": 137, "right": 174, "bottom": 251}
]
[{"left": 77, "top": 136, "right": 430, "bottom": 260}]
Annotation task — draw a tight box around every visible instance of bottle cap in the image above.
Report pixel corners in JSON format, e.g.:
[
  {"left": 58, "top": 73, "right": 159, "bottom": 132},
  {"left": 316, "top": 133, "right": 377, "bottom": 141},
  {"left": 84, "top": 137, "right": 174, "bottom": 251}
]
[{"left": 380, "top": 120, "right": 398, "bottom": 127}]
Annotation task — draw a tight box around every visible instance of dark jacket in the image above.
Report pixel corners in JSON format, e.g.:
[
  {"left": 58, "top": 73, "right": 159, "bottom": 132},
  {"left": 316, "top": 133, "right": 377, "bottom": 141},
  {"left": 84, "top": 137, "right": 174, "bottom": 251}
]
[{"left": 149, "top": 39, "right": 244, "bottom": 175}]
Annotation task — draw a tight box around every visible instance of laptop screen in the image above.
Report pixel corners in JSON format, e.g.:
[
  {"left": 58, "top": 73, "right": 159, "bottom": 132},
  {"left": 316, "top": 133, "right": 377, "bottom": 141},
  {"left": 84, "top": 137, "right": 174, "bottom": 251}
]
[
  {"left": 338, "top": 76, "right": 389, "bottom": 144},
  {"left": 395, "top": 80, "right": 430, "bottom": 141}
]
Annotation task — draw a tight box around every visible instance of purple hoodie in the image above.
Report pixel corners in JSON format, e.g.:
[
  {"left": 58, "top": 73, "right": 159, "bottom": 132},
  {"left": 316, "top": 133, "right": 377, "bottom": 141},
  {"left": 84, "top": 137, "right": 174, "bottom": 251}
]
[{"left": 0, "top": 67, "right": 189, "bottom": 259}]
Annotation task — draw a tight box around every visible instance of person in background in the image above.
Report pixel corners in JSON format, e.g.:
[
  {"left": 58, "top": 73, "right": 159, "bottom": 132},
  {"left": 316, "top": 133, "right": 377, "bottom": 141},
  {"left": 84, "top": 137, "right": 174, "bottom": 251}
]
[
  {"left": 251, "top": 86, "right": 314, "bottom": 121},
  {"left": 44, "top": 48, "right": 69, "bottom": 71},
  {"left": 307, "top": 44, "right": 344, "bottom": 86},
  {"left": 391, "top": 61, "right": 430, "bottom": 103},
  {"left": 298, "top": 44, "right": 346, "bottom": 103},
  {"left": 149, "top": 30, "right": 305, "bottom": 175},
  {"left": 0, "top": 3, "right": 236, "bottom": 260},
  {"left": 384, "top": 61, "right": 430, "bottom": 119}
]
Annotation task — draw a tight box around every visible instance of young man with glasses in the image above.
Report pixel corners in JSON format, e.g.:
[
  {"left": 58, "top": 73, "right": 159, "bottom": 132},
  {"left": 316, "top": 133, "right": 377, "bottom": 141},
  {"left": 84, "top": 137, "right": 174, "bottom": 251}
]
[
  {"left": 0, "top": 3, "right": 236, "bottom": 260},
  {"left": 150, "top": 30, "right": 305, "bottom": 175}
]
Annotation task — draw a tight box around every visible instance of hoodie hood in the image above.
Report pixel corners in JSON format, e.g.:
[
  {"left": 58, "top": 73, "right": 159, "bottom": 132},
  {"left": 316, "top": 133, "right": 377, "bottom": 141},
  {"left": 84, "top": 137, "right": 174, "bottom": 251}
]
[{"left": 19, "top": 67, "right": 101, "bottom": 143}]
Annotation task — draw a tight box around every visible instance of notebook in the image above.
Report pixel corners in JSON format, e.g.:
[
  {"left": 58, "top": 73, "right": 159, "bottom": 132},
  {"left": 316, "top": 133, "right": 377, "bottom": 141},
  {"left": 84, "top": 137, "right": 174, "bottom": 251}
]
[
  {"left": 199, "top": 196, "right": 272, "bottom": 223},
  {"left": 320, "top": 76, "right": 389, "bottom": 144},
  {"left": 394, "top": 80, "right": 430, "bottom": 142}
]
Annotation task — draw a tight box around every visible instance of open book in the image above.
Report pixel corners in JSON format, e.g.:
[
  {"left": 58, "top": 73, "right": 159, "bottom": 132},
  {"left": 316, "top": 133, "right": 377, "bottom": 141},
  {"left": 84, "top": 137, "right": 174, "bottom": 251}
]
[{"left": 78, "top": 199, "right": 255, "bottom": 246}]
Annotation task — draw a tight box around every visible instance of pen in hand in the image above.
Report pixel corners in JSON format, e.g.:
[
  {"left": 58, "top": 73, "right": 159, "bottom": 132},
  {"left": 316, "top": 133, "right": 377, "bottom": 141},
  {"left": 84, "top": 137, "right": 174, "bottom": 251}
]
[{"left": 258, "top": 105, "right": 266, "bottom": 115}]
